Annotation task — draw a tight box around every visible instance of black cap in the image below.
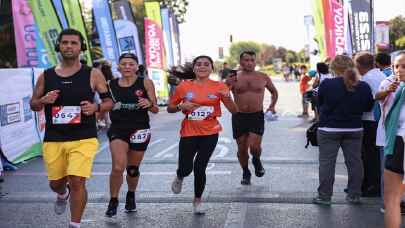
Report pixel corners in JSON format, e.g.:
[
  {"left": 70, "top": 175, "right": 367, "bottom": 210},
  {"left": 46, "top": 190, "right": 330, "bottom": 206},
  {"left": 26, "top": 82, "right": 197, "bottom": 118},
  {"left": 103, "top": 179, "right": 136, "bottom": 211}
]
[{"left": 119, "top": 53, "right": 139, "bottom": 63}]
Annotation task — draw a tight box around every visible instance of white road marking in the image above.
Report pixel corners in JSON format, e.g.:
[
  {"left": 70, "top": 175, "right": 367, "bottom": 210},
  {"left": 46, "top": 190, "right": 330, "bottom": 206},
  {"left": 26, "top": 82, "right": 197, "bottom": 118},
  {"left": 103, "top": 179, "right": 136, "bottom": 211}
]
[
  {"left": 153, "top": 143, "right": 178, "bottom": 158},
  {"left": 97, "top": 142, "right": 109, "bottom": 154},
  {"left": 218, "top": 137, "right": 232, "bottom": 144},
  {"left": 206, "top": 163, "right": 215, "bottom": 170},
  {"left": 214, "top": 144, "right": 229, "bottom": 159},
  {"left": 224, "top": 203, "right": 248, "bottom": 228},
  {"left": 149, "top": 138, "right": 166, "bottom": 147}
]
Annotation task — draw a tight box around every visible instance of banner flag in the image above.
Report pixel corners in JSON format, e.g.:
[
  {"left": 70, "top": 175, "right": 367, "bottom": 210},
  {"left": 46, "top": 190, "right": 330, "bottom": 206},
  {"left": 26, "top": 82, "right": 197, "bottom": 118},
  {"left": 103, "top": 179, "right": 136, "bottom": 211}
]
[
  {"left": 112, "top": 0, "right": 144, "bottom": 63},
  {"left": 61, "top": 0, "right": 92, "bottom": 65},
  {"left": 170, "top": 12, "right": 181, "bottom": 65},
  {"left": 0, "top": 69, "right": 41, "bottom": 163},
  {"left": 51, "top": 0, "right": 68, "bottom": 28},
  {"left": 28, "top": 0, "right": 62, "bottom": 66},
  {"left": 145, "top": 1, "right": 168, "bottom": 103},
  {"left": 161, "top": 7, "right": 174, "bottom": 67},
  {"left": 12, "top": 0, "right": 50, "bottom": 68},
  {"left": 349, "top": 0, "right": 374, "bottom": 53},
  {"left": 312, "top": 0, "right": 326, "bottom": 59},
  {"left": 375, "top": 21, "right": 390, "bottom": 50},
  {"left": 93, "top": 0, "right": 120, "bottom": 72}
]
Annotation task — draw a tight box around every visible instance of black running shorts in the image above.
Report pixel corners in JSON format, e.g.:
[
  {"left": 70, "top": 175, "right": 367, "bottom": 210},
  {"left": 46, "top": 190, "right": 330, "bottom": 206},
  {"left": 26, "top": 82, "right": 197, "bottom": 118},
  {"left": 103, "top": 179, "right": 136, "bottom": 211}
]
[
  {"left": 232, "top": 111, "right": 265, "bottom": 139},
  {"left": 107, "top": 127, "right": 151, "bottom": 151},
  {"left": 385, "top": 136, "right": 404, "bottom": 175}
]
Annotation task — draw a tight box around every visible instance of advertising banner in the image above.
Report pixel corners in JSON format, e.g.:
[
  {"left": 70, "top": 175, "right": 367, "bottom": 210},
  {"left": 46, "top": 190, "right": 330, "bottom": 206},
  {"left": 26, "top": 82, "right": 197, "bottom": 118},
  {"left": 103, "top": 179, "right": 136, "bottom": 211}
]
[
  {"left": 62, "top": 0, "right": 92, "bottom": 65},
  {"left": 161, "top": 7, "right": 174, "bottom": 67},
  {"left": 112, "top": 0, "right": 144, "bottom": 63},
  {"left": 12, "top": 0, "right": 51, "bottom": 68},
  {"left": 33, "top": 68, "right": 46, "bottom": 141},
  {"left": 330, "top": 0, "right": 345, "bottom": 56},
  {"left": 375, "top": 21, "right": 390, "bottom": 50},
  {"left": 28, "top": 0, "right": 62, "bottom": 66},
  {"left": 170, "top": 12, "right": 181, "bottom": 65},
  {"left": 350, "top": 0, "right": 374, "bottom": 53},
  {"left": 144, "top": 1, "right": 168, "bottom": 102},
  {"left": 93, "top": 0, "right": 120, "bottom": 72},
  {"left": 128, "top": 0, "right": 146, "bottom": 57},
  {"left": 312, "top": 0, "right": 326, "bottom": 59},
  {"left": 51, "top": 0, "right": 68, "bottom": 28},
  {"left": 0, "top": 69, "right": 41, "bottom": 163}
]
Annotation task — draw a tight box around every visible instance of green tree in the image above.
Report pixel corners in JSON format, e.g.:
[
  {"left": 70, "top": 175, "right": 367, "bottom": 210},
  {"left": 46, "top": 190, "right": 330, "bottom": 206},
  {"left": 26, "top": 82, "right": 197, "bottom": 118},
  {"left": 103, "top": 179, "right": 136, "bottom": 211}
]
[
  {"left": 297, "top": 48, "right": 309, "bottom": 63},
  {"left": 156, "top": 0, "right": 188, "bottom": 23},
  {"left": 228, "top": 41, "right": 262, "bottom": 65},
  {"left": 389, "top": 16, "right": 405, "bottom": 51},
  {"left": 259, "top": 44, "right": 277, "bottom": 65},
  {"left": 285, "top": 50, "right": 297, "bottom": 63},
  {"left": 395, "top": 36, "right": 405, "bottom": 49},
  {"left": 275, "top": 47, "right": 287, "bottom": 61}
]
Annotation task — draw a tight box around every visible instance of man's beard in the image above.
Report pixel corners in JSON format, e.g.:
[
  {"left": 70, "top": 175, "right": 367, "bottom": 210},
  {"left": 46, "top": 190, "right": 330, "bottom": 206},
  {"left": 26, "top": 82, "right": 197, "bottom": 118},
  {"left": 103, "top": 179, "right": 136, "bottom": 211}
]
[{"left": 61, "top": 52, "right": 79, "bottom": 60}]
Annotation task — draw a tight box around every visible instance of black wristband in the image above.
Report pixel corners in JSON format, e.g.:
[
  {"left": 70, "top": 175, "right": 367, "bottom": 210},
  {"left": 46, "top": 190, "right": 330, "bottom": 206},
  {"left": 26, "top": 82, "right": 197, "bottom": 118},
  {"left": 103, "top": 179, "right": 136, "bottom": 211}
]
[
  {"left": 97, "top": 104, "right": 101, "bottom": 112},
  {"left": 176, "top": 104, "right": 181, "bottom": 111}
]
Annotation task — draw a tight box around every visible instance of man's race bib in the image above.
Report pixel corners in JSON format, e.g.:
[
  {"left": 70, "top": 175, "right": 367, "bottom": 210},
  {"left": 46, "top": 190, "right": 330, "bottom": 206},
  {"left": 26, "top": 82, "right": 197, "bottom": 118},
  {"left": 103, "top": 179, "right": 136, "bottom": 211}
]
[
  {"left": 52, "top": 106, "right": 81, "bottom": 124},
  {"left": 187, "top": 106, "right": 214, "bottom": 120},
  {"left": 130, "top": 129, "right": 151, "bottom": 144}
]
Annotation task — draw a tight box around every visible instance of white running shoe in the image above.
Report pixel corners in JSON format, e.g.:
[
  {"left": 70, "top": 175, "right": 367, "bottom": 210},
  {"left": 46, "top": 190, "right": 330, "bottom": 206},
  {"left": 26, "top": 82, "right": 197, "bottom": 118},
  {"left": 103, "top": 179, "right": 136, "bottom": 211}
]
[
  {"left": 171, "top": 176, "right": 183, "bottom": 194},
  {"left": 54, "top": 186, "right": 70, "bottom": 215},
  {"left": 193, "top": 201, "right": 205, "bottom": 215}
]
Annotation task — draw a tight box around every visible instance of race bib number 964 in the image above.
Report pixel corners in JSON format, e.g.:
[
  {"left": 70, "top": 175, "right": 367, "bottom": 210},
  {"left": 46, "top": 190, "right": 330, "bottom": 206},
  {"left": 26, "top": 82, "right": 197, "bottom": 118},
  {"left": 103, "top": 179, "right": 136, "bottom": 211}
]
[
  {"left": 52, "top": 106, "right": 81, "bottom": 124},
  {"left": 188, "top": 106, "right": 214, "bottom": 120},
  {"left": 130, "top": 129, "right": 151, "bottom": 144}
]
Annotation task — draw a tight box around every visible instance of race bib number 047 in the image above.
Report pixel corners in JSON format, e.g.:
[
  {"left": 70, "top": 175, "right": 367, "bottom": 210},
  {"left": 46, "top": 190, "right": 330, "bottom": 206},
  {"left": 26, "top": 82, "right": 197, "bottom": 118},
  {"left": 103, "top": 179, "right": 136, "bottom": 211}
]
[
  {"left": 130, "top": 129, "right": 151, "bottom": 144},
  {"left": 188, "top": 106, "right": 214, "bottom": 120},
  {"left": 52, "top": 106, "right": 81, "bottom": 124}
]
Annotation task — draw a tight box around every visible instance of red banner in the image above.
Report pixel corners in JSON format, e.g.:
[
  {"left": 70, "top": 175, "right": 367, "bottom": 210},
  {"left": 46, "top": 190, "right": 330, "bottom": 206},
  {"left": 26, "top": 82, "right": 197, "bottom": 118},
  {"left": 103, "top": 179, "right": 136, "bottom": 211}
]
[
  {"left": 144, "top": 18, "right": 165, "bottom": 69},
  {"left": 330, "top": 0, "right": 344, "bottom": 56}
]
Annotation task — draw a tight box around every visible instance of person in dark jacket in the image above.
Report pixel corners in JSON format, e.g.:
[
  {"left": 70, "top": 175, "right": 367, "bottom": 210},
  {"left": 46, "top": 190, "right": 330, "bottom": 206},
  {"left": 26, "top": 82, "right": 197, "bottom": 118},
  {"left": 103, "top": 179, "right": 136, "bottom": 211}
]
[{"left": 313, "top": 55, "right": 374, "bottom": 205}]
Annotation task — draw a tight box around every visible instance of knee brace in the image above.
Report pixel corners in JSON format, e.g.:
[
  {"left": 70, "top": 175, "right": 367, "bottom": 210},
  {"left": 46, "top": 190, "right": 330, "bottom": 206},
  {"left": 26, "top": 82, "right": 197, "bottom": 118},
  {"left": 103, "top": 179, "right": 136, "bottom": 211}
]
[{"left": 126, "top": 165, "right": 139, "bottom": 177}]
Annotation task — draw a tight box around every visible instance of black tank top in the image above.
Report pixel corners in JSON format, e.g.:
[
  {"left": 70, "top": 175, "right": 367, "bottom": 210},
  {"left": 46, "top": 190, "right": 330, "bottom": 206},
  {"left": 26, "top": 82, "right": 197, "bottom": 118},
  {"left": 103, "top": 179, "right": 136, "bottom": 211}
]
[
  {"left": 109, "top": 77, "right": 150, "bottom": 129},
  {"left": 43, "top": 65, "right": 97, "bottom": 141}
]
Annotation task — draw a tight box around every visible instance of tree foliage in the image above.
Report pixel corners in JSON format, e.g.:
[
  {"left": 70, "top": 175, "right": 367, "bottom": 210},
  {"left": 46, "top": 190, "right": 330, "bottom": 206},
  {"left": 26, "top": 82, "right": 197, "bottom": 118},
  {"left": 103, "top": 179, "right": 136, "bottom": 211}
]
[
  {"left": 158, "top": 0, "right": 188, "bottom": 23},
  {"left": 389, "top": 16, "right": 405, "bottom": 51},
  {"left": 395, "top": 36, "right": 405, "bottom": 49}
]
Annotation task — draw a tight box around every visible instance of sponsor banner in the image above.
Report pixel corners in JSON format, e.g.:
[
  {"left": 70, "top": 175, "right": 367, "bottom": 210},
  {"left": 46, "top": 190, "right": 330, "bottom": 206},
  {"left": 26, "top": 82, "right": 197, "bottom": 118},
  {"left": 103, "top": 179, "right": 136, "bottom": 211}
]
[
  {"left": 344, "top": 0, "right": 353, "bottom": 55},
  {"left": 312, "top": 0, "right": 326, "bottom": 59},
  {"left": 12, "top": 0, "right": 51, "bottom": 68},
  {"left": 330, "top": 0, "right": 345, "bottom": 56},
  {"left": 0, "top": 69, "right": 41, "bottom": 163},
  {"left": 375, "top": 21, "right": 390, "bottom": 50},
  {"left": 128, "top": 0, "right": 146, "bottom": 57},
  {"left": 161, "top": 7, "right": 174, "bottom": 67},
  {"left": 51, "top": 0, "right": 69, "bottom": 28},
  {"left": 28, "top": 0, "right": 62, "bottom": 66},
  {"left": 169, "top": 12, "right": 181, "bottom": 65},
  {"left": 112, "top": 0, "right": 144, "bottom": 64},
  {"left": 349, "top": 0, "right": 374, "bottom": 53},
  {"left": 147, "top": 68, "right": 165, "bottom": 92},
  {"left": 62, "top": 0, "right": 92, "bottom": 65},
  {"left": 114, "top": 20, "right": 144, "bottom": 64},
  {"left": 322, "top": 0, "right": 333, "bottom": 58},
  {"left": 93, "top": 0, "right": 120, "bottom": 72}
]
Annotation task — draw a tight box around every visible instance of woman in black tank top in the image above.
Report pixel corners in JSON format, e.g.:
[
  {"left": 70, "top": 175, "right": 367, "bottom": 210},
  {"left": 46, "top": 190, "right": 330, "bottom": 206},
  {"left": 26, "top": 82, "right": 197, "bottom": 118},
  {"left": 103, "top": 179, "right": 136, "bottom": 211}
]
[{"left": 105, "top": 53, "right": 158, "bottom": 217}]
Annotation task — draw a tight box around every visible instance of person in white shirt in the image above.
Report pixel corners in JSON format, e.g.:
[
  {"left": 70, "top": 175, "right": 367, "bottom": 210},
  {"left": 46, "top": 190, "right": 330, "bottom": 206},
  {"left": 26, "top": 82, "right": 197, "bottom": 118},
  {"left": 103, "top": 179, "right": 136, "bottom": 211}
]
[
  {"left": 355, "top": 52, "right": 386, "bottom": 197},
  {"left": 377, "top": 51, "right": 405, "bottom": 227}
]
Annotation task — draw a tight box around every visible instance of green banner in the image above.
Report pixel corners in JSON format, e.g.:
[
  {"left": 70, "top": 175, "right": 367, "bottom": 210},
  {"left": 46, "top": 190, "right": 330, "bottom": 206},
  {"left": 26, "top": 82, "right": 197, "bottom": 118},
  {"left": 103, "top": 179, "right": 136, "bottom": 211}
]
[
  {"left": 62, "top": 0, "right": 92, "bottom": 65},
  {"left": 28, "top": 0, "right": 62, "bottom": 65},
  {"left": 312, "top": 0, "right": 326, "bottom": 60}
]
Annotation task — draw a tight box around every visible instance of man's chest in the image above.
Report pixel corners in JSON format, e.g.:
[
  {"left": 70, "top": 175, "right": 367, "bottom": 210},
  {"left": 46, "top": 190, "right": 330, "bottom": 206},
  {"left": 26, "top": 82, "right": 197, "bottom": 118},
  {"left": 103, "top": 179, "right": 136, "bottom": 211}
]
[{"left": 233, "top": 78, "right": 265, "bottom": 93}]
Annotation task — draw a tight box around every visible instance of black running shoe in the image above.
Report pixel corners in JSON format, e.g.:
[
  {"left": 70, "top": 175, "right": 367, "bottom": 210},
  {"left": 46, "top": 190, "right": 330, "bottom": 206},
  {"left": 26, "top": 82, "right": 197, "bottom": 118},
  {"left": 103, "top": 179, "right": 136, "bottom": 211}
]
[
  {"left": 105, "top": 199, "right": 118, "bottom": 217},
  {"left": 252, "top": 157, "right": 265, "bottom": 177},
  {"left": 241, "top": 170, "right": 251, "bottom": 185},
  {"left": 125, "top": 191, "right": 137, "bottom": 212}
]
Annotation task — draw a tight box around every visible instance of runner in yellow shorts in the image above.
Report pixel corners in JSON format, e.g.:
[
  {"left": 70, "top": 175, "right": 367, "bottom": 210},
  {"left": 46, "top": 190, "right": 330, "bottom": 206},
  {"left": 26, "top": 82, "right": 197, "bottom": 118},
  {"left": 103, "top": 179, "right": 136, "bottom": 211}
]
[{"left": 30, "top": 29, "right": 113, "bottom": 228}]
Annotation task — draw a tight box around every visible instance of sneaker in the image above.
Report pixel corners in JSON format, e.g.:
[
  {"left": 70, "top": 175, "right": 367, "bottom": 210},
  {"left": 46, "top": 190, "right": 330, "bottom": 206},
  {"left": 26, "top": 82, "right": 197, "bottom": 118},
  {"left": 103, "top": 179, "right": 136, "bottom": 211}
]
[
  {"left": 105, "top": 199, "right": 119, "bottom": 217},
  {"left": 125, "top": 191, "right": 137, "bottom": 212},
  {"left": 193, "top": 201, "right": 205, "bottom": 215},
  {"left": 252, "top": 157, "right": 265, "bottom": 177},
  {"left": 54, "top": 185, "right": 70, "bottom": 215},
  {"left": 171, "top": 176, "right": 183, "bottom": 194},
  {"left": 241, "top": 170, "right": 251, "bottom": 185},
  {"left": 312, "top": 196, "right": 331, "bottom": 205},
  {"left": 346, "top": 195, "right": 361, "bottom": 204}
]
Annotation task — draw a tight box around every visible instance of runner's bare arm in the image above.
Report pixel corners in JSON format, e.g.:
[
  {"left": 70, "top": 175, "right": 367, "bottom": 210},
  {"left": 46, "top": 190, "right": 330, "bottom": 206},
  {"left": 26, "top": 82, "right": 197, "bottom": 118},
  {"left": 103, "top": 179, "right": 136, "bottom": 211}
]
[
  {"left": 30, "top": 73, "right": 60, "bottom": 111},
  {"left": 225, "top": 74, "right": 237, "bottom": 90},
  {"left": 219, "top": 90, "right": 238, "bottom": 114},
  {"left": 143, "top": 78, "right": 159, "bottom": 113},
  {"left": 89, "top": 69, "right": 113, "bottom": 114},
  {"left": 265, "top": 75, "right": 278, "bottom": 113}
]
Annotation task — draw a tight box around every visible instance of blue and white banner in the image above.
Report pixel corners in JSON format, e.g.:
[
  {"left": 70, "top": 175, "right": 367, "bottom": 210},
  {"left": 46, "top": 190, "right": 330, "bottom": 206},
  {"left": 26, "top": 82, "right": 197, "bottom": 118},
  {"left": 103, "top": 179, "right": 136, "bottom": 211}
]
[
  {"left": 93, "top": 0, "right": 119, "bottom": 71},
  {"left": 170, "top": 12, "right": 181, "bottom": 65},
  {"left": 114, "top": 20, "right": 144, "bottom": 64},
  {"left": 161, "top": 8, "right": 174, "bottom": 67},
  {"left": 51, "top": 0, "right": 69, "bottom": 29}
]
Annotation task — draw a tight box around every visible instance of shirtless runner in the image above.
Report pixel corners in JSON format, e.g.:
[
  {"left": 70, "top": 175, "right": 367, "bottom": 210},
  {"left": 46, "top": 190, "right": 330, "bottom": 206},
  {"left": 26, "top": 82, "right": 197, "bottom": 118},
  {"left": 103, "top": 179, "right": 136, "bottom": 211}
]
[{"left": 226, "top": 51, "right": 278, "bottom": 185}]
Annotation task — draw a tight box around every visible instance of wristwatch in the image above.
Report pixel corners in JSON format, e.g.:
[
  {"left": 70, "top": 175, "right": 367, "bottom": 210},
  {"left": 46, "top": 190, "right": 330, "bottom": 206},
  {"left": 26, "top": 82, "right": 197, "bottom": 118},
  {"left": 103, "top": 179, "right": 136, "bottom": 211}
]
[{"left": 176, "top": 104, "right": 182, "bottom": 111}]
